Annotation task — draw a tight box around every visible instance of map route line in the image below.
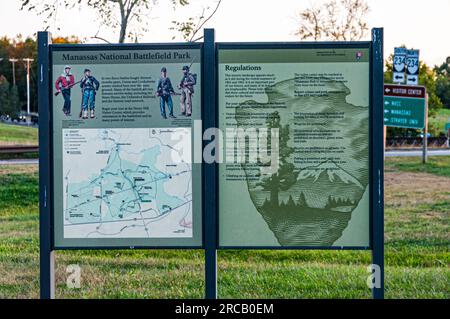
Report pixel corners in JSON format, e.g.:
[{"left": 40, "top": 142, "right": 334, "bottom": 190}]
[
  {"left": 64, "top": 169, "right": 191, "bottom": 213},
  {"left": 64, "top": 199, "right": 193, "bottom": 226}
]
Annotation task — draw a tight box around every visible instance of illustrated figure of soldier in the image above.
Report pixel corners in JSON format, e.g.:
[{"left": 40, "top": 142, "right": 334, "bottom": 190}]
[
  {"left": 177, "top": 65, "right": 196, "bottom": 117},
  {"left": 79, "top": 68, "right": 100, "bottom": 119},
  {"left": 156, "top": 67, "right": 176, "bottom": 119},
  {"left": 55, "top": 65, "right": 75, "bottom": 116}
]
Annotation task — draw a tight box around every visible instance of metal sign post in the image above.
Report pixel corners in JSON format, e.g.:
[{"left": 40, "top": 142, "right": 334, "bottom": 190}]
[
  {"left": 37, "top": 31, "right": 55, "bottom": 299},
  {"left": 371, "top": 27, "right": 385, "bottom": 300},
  {"left": 423, "top": 94, "right": 429, "bottom": 164},
  {"left": 203, "top": 28, "right": 218, "bottom": 299},
  {"left": 445, "top": 121, "right": 450, "bottom": 148}
]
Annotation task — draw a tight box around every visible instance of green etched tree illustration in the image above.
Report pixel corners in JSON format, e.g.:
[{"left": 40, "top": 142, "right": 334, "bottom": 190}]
[
  {"left": 257, "top": 111, "right": 299, "bottom": 207},
  {"left": 297, "top": 192, "right": 308, "bottom": 208}
]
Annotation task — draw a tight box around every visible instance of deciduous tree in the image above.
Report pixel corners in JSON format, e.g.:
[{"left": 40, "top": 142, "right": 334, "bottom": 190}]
[
  {"left": 295, "top": 0, "right": 369, "bottom": 41},
  {"left": 434, "top": 61, "right": 450, "bottom": 109},
  {"left": 170, "top": 0, "right": 222, "bottom": 41},
  {"left": 21, "top": 0, "right": 221, "bottom": 43}
]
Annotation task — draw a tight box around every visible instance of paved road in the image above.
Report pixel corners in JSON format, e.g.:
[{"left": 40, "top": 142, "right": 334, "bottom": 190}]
[
  {"left": 0, "top": 159, "right": 39, "bottom": 165},
  {"left": 0, "top": 119, "right": 38, "bottom": 127},
  {"left": 385, "top": 149, "right": 450, "bottom": 157}
]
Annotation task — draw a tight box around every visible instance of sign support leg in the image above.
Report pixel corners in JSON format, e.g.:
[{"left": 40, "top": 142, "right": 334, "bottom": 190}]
[
  {"left": 423, "top": 94, "right": 428, "bottom": 164},
  {"left": 203, "top": 28, "right": 218, "bottom": 299},
  {"left": 38, "top": 31, "right": 55, "bottom": 299},
  {"left": 447, "top": 129, "right": 450, "bottom": 148},
  {"left": 371, "top": 27, "right": 385, "bottom": 299}
]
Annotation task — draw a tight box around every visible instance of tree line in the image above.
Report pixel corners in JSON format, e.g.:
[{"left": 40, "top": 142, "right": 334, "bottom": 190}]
[
  {"left": 0, "top": 36, "right": 78, "bottom": 118},
  {"left": 262, "top": 192, "right": 355, "bottom": 210},
  {"left": 0, "top": 36, "right": 37, "bottom": 117}
]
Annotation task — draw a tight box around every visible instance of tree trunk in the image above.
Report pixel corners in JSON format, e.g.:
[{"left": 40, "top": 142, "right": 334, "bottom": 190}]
[
  {"left": 119, "top": 23, "right": 127, "bottom": 43},
  {"left": 118, "top": 0, "right": 127, "bottom": 43},
  {"left": 269, "top": 173, "right": 279, "bottom": 207}
]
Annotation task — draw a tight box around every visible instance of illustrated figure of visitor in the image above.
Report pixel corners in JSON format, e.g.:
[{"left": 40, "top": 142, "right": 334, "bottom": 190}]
[
  {"left": 177, "top": 65, "right": 196, "bottom": 117},
  {"left": 55, "top": 65, "right": 75, "bottom": 116},
  {"left": 79, "top": 68, "right": 100, "bottom": 119},
  {"left": 156, "top": 67, "right": 176, "bottom": 119}
]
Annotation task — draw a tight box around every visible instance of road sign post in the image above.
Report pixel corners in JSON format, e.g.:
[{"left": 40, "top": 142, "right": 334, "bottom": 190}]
[{"left": 423, "top": 94, "right": 428, "bottom": 164}]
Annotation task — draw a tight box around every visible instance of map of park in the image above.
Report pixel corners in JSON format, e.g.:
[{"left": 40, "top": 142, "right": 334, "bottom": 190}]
[{"left": 62, "top": 128, "right": 193, "bottom": 239}]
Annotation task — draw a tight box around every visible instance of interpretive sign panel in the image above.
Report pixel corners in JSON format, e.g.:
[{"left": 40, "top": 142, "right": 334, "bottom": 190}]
[
  {"left": 217, "top": 45, "right": 372, "bottom": 248},
  {"left": 51, "top": 45, "right": 202, "bottom": 248}
]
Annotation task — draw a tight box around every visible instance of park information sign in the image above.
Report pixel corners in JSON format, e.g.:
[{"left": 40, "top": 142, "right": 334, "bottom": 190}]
[
  {"left": 218, "top": 45, "right": 371, "bottom": 248},
  {"left": 50, "top": 45, "right": 202, "bottom": 248},
  {"left": 383, "top": 84, "right": 426, "bottom": 129},
  {"left": 39, "top": 29, "right": 384, "bottom": 299}
]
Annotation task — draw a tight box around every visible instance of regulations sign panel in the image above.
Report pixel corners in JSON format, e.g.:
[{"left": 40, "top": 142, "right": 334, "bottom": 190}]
[
  {"left": 383, "top": 84, "right": 426, "bottom": 129},
  {"left": 51, "top": 45, "right": 202, "bottom": 248},
  {"left": 217, "top": 45, "right": 371, "bottom": 248}
]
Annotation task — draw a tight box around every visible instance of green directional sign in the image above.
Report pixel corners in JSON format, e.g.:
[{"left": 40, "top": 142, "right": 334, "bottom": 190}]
[
  {"left": 383, "top": 84, "right": 426, "bottom": 129},
  {"left": 384, "top": 96, "right": 425, "bottom": 129}
]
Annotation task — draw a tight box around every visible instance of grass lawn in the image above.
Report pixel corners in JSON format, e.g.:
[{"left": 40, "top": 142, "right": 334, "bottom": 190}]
[
  {"left": 385, "top": 156, "right": 450, "bottom": 178},
  {"left": 0, "top": 159, "right": 448, "bottom": 299},
  {"left": 0, "top": 123, "right": 38, "bottom": 145},
  {"left": 429, "top": 108, "right": 450, "bottom": 135}
]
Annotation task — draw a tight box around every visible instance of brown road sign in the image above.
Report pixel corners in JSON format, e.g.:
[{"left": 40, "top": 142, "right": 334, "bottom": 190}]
[{"left": 384, "top": 84, "right": 426, "bottom": 98}]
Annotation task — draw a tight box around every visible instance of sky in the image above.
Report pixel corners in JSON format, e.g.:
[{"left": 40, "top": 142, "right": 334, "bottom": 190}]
[{"left": 0, "top": 0, "right": 449, "bottom": 66}]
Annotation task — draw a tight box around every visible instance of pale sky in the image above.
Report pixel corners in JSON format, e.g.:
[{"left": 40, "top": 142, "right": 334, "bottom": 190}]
[{"left": 0, "top": 0, "right": 449, "bottom": 66}]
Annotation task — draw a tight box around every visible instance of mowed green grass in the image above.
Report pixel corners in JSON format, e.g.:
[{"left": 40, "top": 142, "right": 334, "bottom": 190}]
[
  {"left": 0, "top": 159, "right": 449, "bottom": 299},
  {"left": 386, "top": 156, "right": 450, "bottom": 178},
  {"left": 0, "top": 123, "right": 38, "bottom": 145}
]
